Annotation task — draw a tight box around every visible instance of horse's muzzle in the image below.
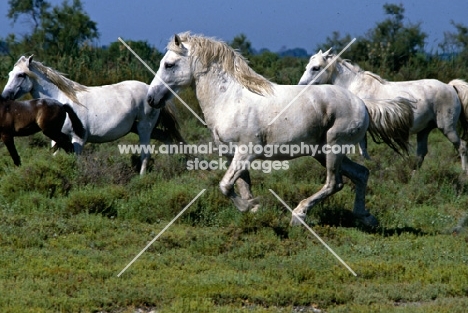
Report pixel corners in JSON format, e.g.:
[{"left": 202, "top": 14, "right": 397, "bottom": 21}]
[
  {"left": 1, "top": 89, "right": 15, "bottom": 100},
  {"left": 147, "top": 94, "right": 166, "bottom": 109},
  {"left": 147, "top": 94, "right": 155, "bottom": 107}
]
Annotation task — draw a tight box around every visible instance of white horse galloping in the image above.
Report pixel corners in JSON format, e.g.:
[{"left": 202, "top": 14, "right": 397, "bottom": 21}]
[
  {"left": 298, "top": 49, "right": 468, "bottom": 172},
  {"left": 2, "top": 55, "right": 184, "bottom": 175},
  {"left": 146, "top": 32, "right": 412, "bottom": 226}
]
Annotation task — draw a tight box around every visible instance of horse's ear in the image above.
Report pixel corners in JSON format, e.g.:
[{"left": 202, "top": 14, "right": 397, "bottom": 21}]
[
  {"left": 323, "top": 48, "right": 332, "bottom": 57},
  {"left": 174, "top": 34, "right": 182, "bottom": 46},
  {"left": 27, "top": 55, "right": 34, "bottom": 65}
]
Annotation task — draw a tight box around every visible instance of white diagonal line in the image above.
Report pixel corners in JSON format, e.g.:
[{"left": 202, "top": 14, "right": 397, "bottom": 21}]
[
  {"left": 268, "top": 38, "right": 356, "bottom": 126},
  {"left": 118, "top": 37, "right": 207, "bottom": 126},
  {"left": 268, "top": 189, "right": 357, "bottom": 277},
  {"left": 117, "top": 189, "right": 206, "bottom": 277}
]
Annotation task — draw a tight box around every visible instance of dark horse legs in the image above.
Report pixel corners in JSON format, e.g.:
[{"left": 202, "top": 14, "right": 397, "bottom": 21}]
[{"left": 2, "top": 134, "right": 21, "bottom": 166}]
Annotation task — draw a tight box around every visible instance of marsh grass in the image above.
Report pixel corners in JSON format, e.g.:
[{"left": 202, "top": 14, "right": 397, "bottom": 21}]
[{"left": 0, "top": 105, "right": 467, "bottom": 312}]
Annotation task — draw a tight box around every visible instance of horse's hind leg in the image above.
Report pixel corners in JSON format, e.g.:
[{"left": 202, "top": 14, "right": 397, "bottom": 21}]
[
  {"left": 340, "top": 156, "right": 378, "bottom": 227},
  {"left": 2, "top": 134, "right": 21, "bottom": 166},
  {"left": 42, "top": 122, "right": 74, "bottom": 153},
  {"left": 415, "top": 126, "right": 433, "bottom": 169},
  {"left": 291, "top": 152, "right": 344, "bottom": 225},
  {"left": 44, "top": 131, "right": 74, "bottom": 153},
  {"left": 439, "top": 127, "right": 467, "bottom": 172},
  {"left": 437, "top": 106, "right": 467, "bottom": 172},
  {"left": 359, "top": 135, "right": 371, "bottom": 160}
]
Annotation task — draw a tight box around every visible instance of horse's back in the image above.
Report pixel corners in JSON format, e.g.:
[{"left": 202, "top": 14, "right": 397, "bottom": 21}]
[
  {"left": 362, "top": 78, "right": 456, "bottom": 102},
  {"left": 302, "top": 85, "right": 368, "bottom": 124},
  {"left": 79, "top": 80, "right": 148, "bottom": 104},
  {"left": 314, "top": 85, "right": 369, "bottom": 141},
  {"left": 267, "top": 85, "right": 368, "bottom": 145}
]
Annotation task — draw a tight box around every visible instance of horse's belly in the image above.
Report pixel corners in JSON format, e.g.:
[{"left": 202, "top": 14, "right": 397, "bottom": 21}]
[
  {"left": 411, "top": 110, "right": 436, "bottom": 134},
  {"left": 87, "top": 128, "right": 132, "bottom": 143},
  {"left": 84, "top": 118, "right": 134, "bottom": 142}
]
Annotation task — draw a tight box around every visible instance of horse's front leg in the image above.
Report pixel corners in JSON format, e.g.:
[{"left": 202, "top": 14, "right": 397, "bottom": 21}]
[
  {"left": 236, "top": 170, "right": 260, "bottom": 212},
  {"left": 2, "top": 134, "right": 21, "bottom": 166},
  {"left": 219, "top": 153, "right": 258, "bottom": 212},
  {"left": 137, "top": 124, "right": 153, "bottom": 176}
]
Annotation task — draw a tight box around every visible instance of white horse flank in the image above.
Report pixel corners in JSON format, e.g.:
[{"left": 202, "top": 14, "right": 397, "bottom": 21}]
[
  {"left": 2, "top": 55, "right": 184, "bottom": 175},
  {"left": 299, "top": 49, "right": 468, "bottom": 172},
  {"left": 146, "top": 32, "right": 412, "bottom": 226}
]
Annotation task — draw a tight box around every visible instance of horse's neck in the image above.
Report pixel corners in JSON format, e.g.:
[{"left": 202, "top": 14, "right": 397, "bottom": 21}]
[
  {"left": 330, "top": 62, "right": 357, "bottom": 89},
  {"left": 332, "top": 62, "right": 381, "bottom": 95},
  {"left": 193, "top": 66, "right": 240, "bottom": 122},
  {"left": 31, "top": 70, "right": 73, "bottom": 103}
]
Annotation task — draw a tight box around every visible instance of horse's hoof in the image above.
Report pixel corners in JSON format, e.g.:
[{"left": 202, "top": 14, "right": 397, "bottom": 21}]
[
  {"left": 250, "top": 203, "right": 260, "bottom": 213},
  {"left": 290, "top": 212, "right": 306, "bottom": 226},
  {"left": 233, "top": 197, "right": 261, "bottom": 213},
  {"left": 248, "top": 198, "right": 260, "bottom": 212},
  {"left": 356, "top": 213, "right": 378, "bottom": 227}
]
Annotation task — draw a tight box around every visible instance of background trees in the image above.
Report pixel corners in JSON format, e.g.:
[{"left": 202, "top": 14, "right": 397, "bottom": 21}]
[
  {"left": 1, "top": 0, "right": 161, "bottom": 86},
  {"left": 6, "top": 0, "right": 98, "bottom": 59},
  {"left": 1, "top": 1, "right": 468, "bottom": 87},
  {"left": 317, "top": 3, "right": 428, "bottom": 77}
]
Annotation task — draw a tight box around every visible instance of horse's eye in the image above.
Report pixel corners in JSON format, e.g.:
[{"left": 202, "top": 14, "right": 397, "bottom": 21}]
[
  {"left": 311, "top": 66, "right": 320, "bottom": 71},
  {"left": 17, "top": 73, "right": 26, "bottom": 78},
  {"left": 165, "top": 62, "right": 175, "bottom": 69}
]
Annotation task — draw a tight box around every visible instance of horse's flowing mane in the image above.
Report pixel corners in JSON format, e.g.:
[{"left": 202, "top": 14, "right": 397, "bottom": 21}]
[
  {"left": 167, "top": 32, "right": 274, "bottom": 96},
  {"left": 336, "top": 57, "right": 388, "bottom": 85},
  {"left": 16, "top": 57, "right": 88, "bottom": 104}
]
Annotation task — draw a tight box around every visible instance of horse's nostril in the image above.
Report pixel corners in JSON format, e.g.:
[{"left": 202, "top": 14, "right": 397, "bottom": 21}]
[{"left": 147, "top": 95, "right": 153, "bottom": 105}]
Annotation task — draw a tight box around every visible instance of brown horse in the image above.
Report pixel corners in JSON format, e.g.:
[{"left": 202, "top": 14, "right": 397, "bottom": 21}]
[{"left": 0, "top": 95, "right": 84, "bottom": 166}]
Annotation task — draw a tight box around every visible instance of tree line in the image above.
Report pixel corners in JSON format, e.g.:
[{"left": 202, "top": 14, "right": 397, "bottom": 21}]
[{"left": 1, "top": 1, "right": 468, "bottom": 88}]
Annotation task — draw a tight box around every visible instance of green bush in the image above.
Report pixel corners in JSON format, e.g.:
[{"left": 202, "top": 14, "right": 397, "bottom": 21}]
[{"left": 65, "top": 185, "right": 128, "bottom": 217}]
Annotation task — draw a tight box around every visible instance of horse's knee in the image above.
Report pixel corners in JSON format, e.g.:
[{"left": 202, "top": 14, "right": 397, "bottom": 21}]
[
  {"left": 361, "top": 166, "right": 369, "bottom": 180},
  {"left": 320, "top": 180, "right": 343, "bottom": 196}
]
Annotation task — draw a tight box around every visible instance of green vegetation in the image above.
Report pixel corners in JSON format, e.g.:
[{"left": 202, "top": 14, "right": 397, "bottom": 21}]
[
  {"left": 0, "top": 131, "right": 467, "bottom": 313},
  {"left": 1, "top": 1, "right": 468, "bottom": 312}
]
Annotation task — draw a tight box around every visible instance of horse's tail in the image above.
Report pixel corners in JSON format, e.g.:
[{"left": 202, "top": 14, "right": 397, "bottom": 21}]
[
  {"left": 363, "top": 96, "right": 414, "bottom": 155},
  {"left": 449, "top": 79, "right": 468, "bottom": 140},
  {"left": 62, "top": 104, "right": 85, "bottom": 139},
  {"left": 152, "top": 101, "right": 186, "bottom": 144}
]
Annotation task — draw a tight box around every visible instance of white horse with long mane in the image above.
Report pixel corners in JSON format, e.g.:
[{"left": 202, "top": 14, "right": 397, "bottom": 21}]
[
  {"left": 2, "top": 55, "right": 184, "bottom": 175},
  {"left": 298, "top": 49, "right": 468, "bottom": 172},
  {"left": 146, "top": 32, "right": 413, "bottom": 226}
]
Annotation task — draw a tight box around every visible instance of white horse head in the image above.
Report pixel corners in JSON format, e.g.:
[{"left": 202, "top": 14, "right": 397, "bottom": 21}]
[
  {"left": 2, "top": 55, "right": 36, "bottom": 99},
  {"left": 147, "top": 34, "right": 193, "bottom": 108},
  {"left": 147, "top": 32, "right": 273, "bottom": 108},
  {"left": 2, "top": 55, "right": 87, "bottom": 104},
  {"left": 298, "top": 48, "right": 334, "bottom": 85}
]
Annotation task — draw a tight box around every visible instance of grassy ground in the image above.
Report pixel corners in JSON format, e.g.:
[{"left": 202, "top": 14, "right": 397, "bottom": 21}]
[{"left": 0, "top": 108, "right": 467, "bottom": 312}]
